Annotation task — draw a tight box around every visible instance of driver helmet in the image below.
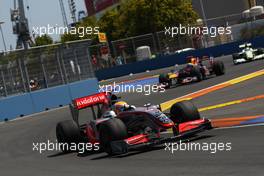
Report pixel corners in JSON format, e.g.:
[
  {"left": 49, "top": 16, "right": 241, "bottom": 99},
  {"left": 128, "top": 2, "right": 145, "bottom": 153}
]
[
  {"left": 113, "top": 101, "right": 128, "bottom": 114},
  {"left": 190, "top": 57, "right": 198, "bottom": 65},
  {"left": 102, "top": 111, "right": 117, "bottom": 118}
]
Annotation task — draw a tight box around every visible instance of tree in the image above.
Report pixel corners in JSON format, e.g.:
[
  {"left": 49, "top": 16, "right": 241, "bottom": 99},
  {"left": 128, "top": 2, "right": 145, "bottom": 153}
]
[
  {"left": 98, "top": 9, "right": 120, "bottom": 41},
  {"left": 60, "top": 0, "right": 199, "bottom": 42},
  {"left": 60, "top": 16, "right": 99, "bottom": 43},
  {"left": 34, "top": 34, "right": 53, "bottom": 46},
  {"left": 112, "top": 0, "right": 199, "bottom": 38}
]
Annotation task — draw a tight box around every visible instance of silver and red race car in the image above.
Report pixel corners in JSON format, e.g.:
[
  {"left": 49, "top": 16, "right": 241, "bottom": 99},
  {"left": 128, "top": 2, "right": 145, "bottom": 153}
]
[{"left": 56, "top": 92, "right": 211, "bottom": 155}]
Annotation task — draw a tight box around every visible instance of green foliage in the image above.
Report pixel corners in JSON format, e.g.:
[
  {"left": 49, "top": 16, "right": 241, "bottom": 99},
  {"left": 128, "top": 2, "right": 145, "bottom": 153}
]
[
  {"left": 61, "top": 17, "right": 99, "bottom": 43},
  {"left": 60, "top": 32, "right": 80, "bottom": 43},
  {"left": 60, "top": 0, "right": 198, "bottom": 42},
  {"left": 98, "top": 9, "right": 119, "bottom": 41},
  {"left": 115, "top": 0, "right": 198, "bottom": 38},
  {"left": 34, "top": 34, "right": 53, "bottom": 46}
]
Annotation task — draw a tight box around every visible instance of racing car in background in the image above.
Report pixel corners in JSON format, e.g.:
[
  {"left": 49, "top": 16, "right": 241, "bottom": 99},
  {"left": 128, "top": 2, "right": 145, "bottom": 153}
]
[
  {"left": 56, "top": 92, "right": 211, "bottom": 155},
  {"left": 232, "top": 43, "right": 264, "bottom": 65},
  {"left": 159, "top": 56, "right": 225, "bottom": 88}
]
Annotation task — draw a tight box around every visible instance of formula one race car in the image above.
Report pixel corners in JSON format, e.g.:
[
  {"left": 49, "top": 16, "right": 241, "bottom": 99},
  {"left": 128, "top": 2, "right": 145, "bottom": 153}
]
[
  {"left": 56, "top": 92, "right": 211, "bottom": 155},
  {"left": 159, "top": 56, "right": 225, "bottom": 88},
  {"left": 232, "top": 43, "right": 264, "bottom": 65}
]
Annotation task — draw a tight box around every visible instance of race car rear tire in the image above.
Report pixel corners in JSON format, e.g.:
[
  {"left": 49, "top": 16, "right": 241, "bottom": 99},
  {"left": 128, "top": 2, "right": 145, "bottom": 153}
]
[
  {"left": 56, "top": 120, "right": 82, "bottom": 153},
  {"left": 170, "top": 100, "right": 200, "bottom": 124},
  {"left": 212, "top": 61, "right": 225, "bottom": 76},
  {"left": 99, "top": 118, "right": 128, "bottom": 155}
]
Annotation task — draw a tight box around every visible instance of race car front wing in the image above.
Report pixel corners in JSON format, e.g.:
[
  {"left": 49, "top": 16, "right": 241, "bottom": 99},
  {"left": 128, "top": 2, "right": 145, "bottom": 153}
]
[{"left": 109, "top": 119, "right": 212, "bottom": 155}]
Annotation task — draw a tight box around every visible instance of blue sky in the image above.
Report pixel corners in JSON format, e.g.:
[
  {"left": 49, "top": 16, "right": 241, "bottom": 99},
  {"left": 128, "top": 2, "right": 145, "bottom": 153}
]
[{"left": 0, "top": 0, "right": 86, "bottom": 51}]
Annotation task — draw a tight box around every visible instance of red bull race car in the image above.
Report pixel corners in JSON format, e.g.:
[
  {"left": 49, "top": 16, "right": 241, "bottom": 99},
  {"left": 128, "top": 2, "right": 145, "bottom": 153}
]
[
  {"left": 56, "top": 92, "right": 211, "bottom": 155},
  {"left": 159, "top": 56, "right": 225, "bottom": 88}
]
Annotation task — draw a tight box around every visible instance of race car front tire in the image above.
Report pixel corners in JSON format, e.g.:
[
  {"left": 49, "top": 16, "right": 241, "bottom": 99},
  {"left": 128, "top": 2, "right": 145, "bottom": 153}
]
[
  {"left": 192, "top": 67, "right": 203, "bottom": 81},
  {"left": 212, "top": 61, "right": 225, "bottom": 76},
  {"left": 193, "top": 67, "right": 203, "bottom": 82},
  {"left": 159, "top": 74, "right": 172, "bottom": 88},
  {"left": 99, "top": 118, "right": 128, "bottom": 155},
  {"left": 56, "top": 120, "right": 82, "bottom": 153},
  {"left": 170, "top": 100, "right": 201, "bottom": 124}
]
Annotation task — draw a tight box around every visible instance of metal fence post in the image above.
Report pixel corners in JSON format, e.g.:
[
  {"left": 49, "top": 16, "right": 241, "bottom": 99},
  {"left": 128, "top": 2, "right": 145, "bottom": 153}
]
[
  {"left": 152, "top": 33, "right": 158, "bottom": 54},
  {"left": 131, "top": 38, "right": 136, "bottom": 56},
  {"left": 40, "top": 55, "right": 49, "bottom": 88},
  {"left": 1, "top": 69, "right": 7, "bottom": 96},
  {"left": 7, "top": 65, "right": 15, "bottom": 93},
  {"left": 112, "top": 41, "right": 117, "bottom": 58},
  {"left": 86, "top": 47, "right": 95, "bottom": 77},
  {"left": 73, "top": 49, "right": 81, "bottom": 81},
  {"left": 23, "top": 61, "right": 32, "bottom": 93},
  {"left": 60, "top": 46, "right": 69, "bottom": 84},
  {"left": 18, "top": 58, "right": 27, "bottom": 93},
  {"left": 156, "top": 31, "right": 162, "bottom": 53},
  {"left": 56, "top": 48, "right": 65, "bottom": 85}
]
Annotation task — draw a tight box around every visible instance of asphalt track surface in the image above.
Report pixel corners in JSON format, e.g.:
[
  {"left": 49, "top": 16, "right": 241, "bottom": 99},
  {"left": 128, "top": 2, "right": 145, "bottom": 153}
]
[{"left": 0, "top": 56, "right": 263, "bottom": 176}]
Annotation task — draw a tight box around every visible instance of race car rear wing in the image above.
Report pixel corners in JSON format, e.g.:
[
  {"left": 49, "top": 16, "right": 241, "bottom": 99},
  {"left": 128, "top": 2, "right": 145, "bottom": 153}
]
[
  {"left": 70, "top": 92, "right": 122, "bottom": 126},
  {"left": 239, "top": 43, "right": 252, "bottom": 48},
  {"left": 70, "top": 92, "right": 110, "bottom": 126},
  {"left": 72, "top": 92, "right": 109, "bottom": 110}
]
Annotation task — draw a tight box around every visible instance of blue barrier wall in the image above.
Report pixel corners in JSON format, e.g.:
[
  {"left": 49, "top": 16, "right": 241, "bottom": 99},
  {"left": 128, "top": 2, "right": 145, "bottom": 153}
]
[
  {"left": 30, "top": 85, "right": 71, "bottom": 112},
  {"left": 68, "top": 79, "right": 99, "bottom": 98},
  {"left": 95, "top": 36, "right": 264, "bottom": 80},
  {"left": 0, "top": 78, "right": 98, "bottom": 121},
  {"left": 0, "top": 94, "right": 34, "bottom": 120}
]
